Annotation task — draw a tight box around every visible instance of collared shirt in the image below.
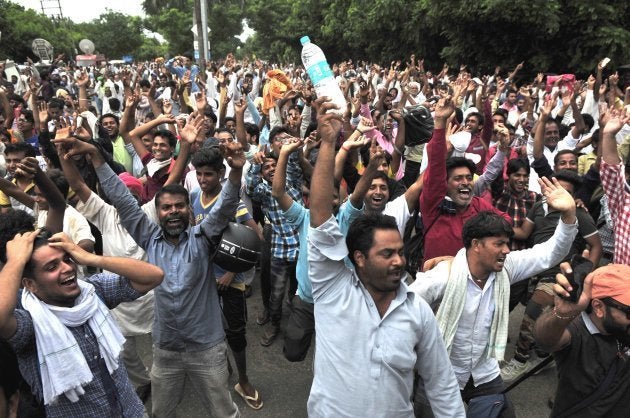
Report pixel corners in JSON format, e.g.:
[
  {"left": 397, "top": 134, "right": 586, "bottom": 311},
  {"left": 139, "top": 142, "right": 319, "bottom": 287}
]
[
  {"left": 283, "top": 199, "right": 362, "bottom": 304},
  {"left": 493, "top": 187, "right": 541, "bottom": 250},
  {"left": 600, "top": 161, "right": 630, "bottom": 265},
  {"left": 411, "top": 218, "right": 578, "bottom": 388},
  {"left": 9, "top": 274, "right": 145, "bottom": 418},
  {"left": 307, "top": 216, "right": 464, "bottom": 417},
  {"left": 246, "top": 161, "right": 301, "bottom": 261},
  {"left": 96, "top": 163, "right": 239, "bottom": 352}
]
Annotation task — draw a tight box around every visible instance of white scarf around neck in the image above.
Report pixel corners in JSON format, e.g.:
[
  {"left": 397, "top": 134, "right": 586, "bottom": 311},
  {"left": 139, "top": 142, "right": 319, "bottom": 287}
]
[{"left": 21, "top": 280, "right": 125, "bottom": 405}]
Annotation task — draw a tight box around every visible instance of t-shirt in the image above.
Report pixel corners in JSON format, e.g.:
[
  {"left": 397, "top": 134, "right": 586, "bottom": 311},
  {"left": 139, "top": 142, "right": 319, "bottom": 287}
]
[
  {"left": 383, "top": 194, "right": 412, "bottom": 238},
  {"left": 526, "top": 202, "right": 598, "bottom": 278},
  {"left": 190, "top": 187, "right": 252, "bottom": 287},
  {"left": 111, "top": 135, "right": 133, "bottom": 174},
  {"left": 552, "top": 313, "right": 630, "bottom": 417}
]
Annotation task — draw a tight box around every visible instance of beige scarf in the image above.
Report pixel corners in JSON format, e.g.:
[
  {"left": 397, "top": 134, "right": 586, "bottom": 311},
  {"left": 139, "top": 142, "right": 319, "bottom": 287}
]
[{"left": 435, "top": 248, "right": 511, "bottom": 361}]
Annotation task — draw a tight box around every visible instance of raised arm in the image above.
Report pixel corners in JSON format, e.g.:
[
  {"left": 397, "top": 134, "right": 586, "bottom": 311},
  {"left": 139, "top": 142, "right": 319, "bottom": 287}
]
[
  {"left": 128, "top": 113, "right": 176, "bottom": 162},
  {"left": 0, "top": 230, "right": 40, "bottom": 338},
  {"left": 533, "top": 98, "right": 553, "bottom": 161},
  {"left": 272, "top": 138, "right": 303, "bottom": 211},
  {"left": 233, "top": 98, "right": 251, "bottom": 152},
  {"left": 18, "top": 157, "right": 66, "bottom": 234},
  {"left": 534, "top": 263, "right": 592, "bottom": 353},
  {"left": 310, "top": 97, "right": 343, "bottom": 228},
  {"left": 48, "top": 232, "right": 163, "bottom": 293},
  {"left": 601, "top": 108, "right": 628, "bottom": 165}
]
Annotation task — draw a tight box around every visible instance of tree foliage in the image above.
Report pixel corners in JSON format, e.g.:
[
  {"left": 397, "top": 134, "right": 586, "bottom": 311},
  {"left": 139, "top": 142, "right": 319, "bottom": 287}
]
[{"left": 242, "top": 0, "right": 630, "bottom": 74}]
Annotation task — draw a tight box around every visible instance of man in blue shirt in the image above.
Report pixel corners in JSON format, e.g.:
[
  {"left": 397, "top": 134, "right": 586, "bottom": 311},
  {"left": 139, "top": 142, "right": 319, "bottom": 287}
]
[
  {"left": 57, "top": 133, "right": 245, "bottom": 417},
  {"left": 189, "top": 146, "right": 264, "bottom": 410}
]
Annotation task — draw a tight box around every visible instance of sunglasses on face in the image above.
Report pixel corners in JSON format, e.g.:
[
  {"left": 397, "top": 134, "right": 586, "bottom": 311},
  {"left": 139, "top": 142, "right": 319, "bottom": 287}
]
[{"left": 602, "top": 297, "right": 630, "bottom": 320}]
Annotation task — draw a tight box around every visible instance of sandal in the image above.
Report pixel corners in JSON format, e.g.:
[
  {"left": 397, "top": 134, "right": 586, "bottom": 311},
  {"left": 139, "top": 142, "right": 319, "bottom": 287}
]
[{"left": 235, "top": 383, "right": 263, "bottom": 410}]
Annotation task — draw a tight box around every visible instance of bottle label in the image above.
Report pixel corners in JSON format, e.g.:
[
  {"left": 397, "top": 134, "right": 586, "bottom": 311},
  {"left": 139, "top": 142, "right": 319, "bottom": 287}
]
[{"left": 306, "top": 61, "right": 334, "bottom": 85}]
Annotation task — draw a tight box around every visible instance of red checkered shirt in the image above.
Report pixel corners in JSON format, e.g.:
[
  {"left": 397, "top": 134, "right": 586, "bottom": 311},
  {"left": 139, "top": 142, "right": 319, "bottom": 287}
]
[{"left": 600, "top": 161, "right": 630, "bottom": 265}]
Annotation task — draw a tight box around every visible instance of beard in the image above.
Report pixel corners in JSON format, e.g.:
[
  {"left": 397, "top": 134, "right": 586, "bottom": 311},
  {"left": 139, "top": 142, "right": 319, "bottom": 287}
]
[
  {"left": 160, "top": 214, "right": 188, "bottom": 237},
  {"left": 602, "top": 311, "right": 630, "bottom": 345}
]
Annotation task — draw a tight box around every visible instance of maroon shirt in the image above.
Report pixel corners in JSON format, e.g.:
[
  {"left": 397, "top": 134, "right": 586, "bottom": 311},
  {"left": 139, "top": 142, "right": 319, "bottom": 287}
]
[{"left": 420, "top": 128, "right": 512, "bottom": 264}]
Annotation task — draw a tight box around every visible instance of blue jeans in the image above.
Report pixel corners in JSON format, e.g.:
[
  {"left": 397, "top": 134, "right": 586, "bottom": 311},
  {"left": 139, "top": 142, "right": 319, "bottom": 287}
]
[
  {"left": 269, "top": 258, "right": 297, "bottom": 327},
  {"left": 150, "top": 342, "right": 239, "bottom": 417}
]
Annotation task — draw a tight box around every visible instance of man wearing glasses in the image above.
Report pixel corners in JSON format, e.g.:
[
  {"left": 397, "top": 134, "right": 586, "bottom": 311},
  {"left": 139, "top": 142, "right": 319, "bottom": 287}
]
[{"left": 535, "top": 264, "right": 630, "bottom": 417}]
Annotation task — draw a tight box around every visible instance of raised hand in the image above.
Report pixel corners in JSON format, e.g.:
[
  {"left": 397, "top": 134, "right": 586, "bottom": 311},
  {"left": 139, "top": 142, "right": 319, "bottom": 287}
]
[
  {"left": 221, "top": 141, "right": 246, "bottom": 169},
  {"left": 539, "top": 177, "right": 575, "bottom": 213},
  {"left": 180, "top": 114, "right": 205, "bottom": 144},
  {"left": 552, "top": 262, "right": 593, "bottom": 315},
  {"left": 6, "top": 229, "right": 40, "bottom": 266},
  {"left": 37, "top": 101, "right": 50, "bottom": 124},
  {"left": 434, "top": 95, "right": 455, "bottom": 120},
  {"left": 47, "top": 232, "right": 92, "bottom": 265},
  {"left": 342, "top": 134, "right": 370, "bottom": 151},
  {"left": 280, "top": 137, "right": 304, "bottom": 154},
  {"left": 52, "top": 136, "right": 98, "bottom": 160},
  {"left": 356, "top": 116, "right": 376, "bottom": 134},
  {"left": 15, "top": 157, "right": 41, "bottom": 178},
  {"left": 162, "top": 99, "right": 173, "bottom": 115},
  {"left": 602, "top": 107, "right": 629, "bottom": 136},
  {"left": 76, "top": 72, "right": 90, "bottom": 88},
  {"left": 195, "top": 90, "right": 207, "bottom": 112},
  {"left": 314, "top": 96, "right": 343, "bottom": 143},
  {"left": 234, "top": 98, "right": 247, "bottom": 115}
]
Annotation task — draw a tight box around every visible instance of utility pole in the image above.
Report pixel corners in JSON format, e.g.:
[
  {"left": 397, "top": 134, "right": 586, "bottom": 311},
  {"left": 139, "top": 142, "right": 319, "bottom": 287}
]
[{"left": 200, "top": 0, "right": 210, "bottom": 61}]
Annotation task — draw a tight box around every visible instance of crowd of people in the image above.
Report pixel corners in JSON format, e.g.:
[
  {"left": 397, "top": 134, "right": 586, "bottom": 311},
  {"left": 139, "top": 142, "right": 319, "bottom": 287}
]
[{"left": 0, "top": 48, "right": 629, "bottom": 418}]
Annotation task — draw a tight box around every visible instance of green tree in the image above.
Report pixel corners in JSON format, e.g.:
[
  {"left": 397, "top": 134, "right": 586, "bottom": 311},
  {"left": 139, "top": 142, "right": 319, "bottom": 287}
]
[
  {"left": 144, "top": 7, "right": 193, "bottom": 56},
  {"left": 84, "top": 11, "right": 145, "bottom": 59}
]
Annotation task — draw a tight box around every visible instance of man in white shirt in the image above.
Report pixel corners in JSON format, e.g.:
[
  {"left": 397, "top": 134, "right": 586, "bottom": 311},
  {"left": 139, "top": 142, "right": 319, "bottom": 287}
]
[
  {"left": 411, "top": 176, "right": 579, "bottom": 416},
  {"left": 307, "top": 97, "right": 464, "bottom": 417}
]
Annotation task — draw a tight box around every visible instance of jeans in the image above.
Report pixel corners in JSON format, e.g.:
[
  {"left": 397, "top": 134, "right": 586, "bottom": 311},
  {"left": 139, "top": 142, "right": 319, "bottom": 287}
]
[
  {"left": 269, "top": 258, "right": 297, "bottom": 327},
  {"left": 283, "top": 296, "right": 315, "bottom": 362},
  {"left": 150, "top": 342, "right": 239, "bottom": 417},
  {"left": 414, "top": 375, "right": 515, "bottom": 417}
]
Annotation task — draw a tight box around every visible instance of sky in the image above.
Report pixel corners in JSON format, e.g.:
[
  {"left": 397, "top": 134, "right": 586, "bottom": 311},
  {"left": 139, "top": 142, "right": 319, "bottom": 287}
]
[
  {"left": 13, "top": 0, "right": 146, "bottom": 22},
  {"left": 11, "top": 0, "right": 254, "bottom": 42}
]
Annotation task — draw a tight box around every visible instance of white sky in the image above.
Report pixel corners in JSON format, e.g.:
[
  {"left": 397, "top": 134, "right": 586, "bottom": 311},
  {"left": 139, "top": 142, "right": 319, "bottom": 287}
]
[{"left": 12, "top": 0, "right": 146, "bottom": 23}]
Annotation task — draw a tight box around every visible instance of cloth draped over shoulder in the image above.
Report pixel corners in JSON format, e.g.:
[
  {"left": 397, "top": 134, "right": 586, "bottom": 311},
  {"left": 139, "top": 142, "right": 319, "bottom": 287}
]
[
  {"left": 435, "top": 248, "right": 510, "bottom": 361},
  {"left": 262, "top": 69, "right": 293, "bottom": 115}
]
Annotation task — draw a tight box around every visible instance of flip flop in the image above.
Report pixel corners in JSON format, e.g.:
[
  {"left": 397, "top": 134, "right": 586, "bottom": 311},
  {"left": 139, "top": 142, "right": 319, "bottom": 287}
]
[{"left": 234, "top": 383, "right": 263, "bottom": 410}]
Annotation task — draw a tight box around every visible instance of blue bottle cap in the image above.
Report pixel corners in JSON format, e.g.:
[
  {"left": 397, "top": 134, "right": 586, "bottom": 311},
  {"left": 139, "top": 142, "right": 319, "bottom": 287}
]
[{"left": 300, "top": 36, "right": 311, "bottom": 45}]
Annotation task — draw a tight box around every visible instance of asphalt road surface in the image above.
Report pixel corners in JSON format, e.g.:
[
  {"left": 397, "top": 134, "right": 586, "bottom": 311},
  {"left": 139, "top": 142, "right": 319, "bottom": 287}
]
[{"left": 138, "top": 275, "right": 557, "bottom": 417}]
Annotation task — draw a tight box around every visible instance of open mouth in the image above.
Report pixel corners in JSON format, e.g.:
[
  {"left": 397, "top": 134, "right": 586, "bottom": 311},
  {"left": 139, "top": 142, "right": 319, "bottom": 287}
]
[
  {"left": 371, "top": 195, "right": 385, "bottom": 206},
  {"left": 496, "top": 257, "right": 506, "bottom": 267},
  {"left": 59, "top": 275, "right": 76, "bottom": 287},
  {"left": 167, "top": 218, "right": 183, "bottom": 226},
  {"left": 458, "top": 188, "right": 471, "bottom": 199}
]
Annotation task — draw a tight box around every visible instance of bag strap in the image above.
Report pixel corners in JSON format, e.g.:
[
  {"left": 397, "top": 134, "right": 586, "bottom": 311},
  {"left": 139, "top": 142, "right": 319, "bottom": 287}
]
[{"left": 555, "top": 356, "right": 621, "bottom": 418}]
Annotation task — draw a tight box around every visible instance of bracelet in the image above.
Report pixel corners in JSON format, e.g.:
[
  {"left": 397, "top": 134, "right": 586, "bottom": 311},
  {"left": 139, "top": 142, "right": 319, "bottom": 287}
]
[
  {"left": 552, "top": 306, "right": 578, "bottom": 320},
  {"left": 341, "top": 145, "right": 351, "bottom": 153},
  {"left": 355, "top": 128, "right": 365, "bottom": 135}
]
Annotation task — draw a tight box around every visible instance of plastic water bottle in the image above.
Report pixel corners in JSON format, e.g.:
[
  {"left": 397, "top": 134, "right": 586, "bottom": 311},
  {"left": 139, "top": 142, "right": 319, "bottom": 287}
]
[{"left": 300, "top": 36, "right": 346, "bottom": 113}]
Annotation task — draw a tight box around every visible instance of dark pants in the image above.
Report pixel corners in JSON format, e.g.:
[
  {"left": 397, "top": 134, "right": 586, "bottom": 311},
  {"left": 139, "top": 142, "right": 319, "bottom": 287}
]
[
  {"left": 218, "top": 286, "right": 247, "bottom": 353},
  {"left": 402, "top": 159, "right": 422, "bottom": 188},
  {"left": 259, "top": 224, "right": 272, "bottom": 310},
  {"left": 269, "top": 258, "right": 297, "bottom": 327},
  {"left": 283, "top": 296, "right": 315, "bottom": 362},
  {"left": 414, "top": 375, "right": 515, "bottom": 417}
]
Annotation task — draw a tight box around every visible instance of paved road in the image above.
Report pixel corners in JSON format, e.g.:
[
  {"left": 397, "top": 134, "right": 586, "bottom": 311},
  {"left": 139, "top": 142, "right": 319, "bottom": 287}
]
[{"left": 138, "top": 276, "right": 557, "bottom": 417}]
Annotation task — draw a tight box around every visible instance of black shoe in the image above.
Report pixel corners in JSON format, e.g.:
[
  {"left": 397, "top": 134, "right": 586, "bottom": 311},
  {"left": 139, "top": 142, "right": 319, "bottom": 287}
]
[
  {"left": 256, "top": 309, "right": 270, "bottom": 326},
  {"left": 260, "top": 326, "right": 280, "bottom": 347},
  {"left": 136, "top": 383, "right": 151, "bottom": 404}
]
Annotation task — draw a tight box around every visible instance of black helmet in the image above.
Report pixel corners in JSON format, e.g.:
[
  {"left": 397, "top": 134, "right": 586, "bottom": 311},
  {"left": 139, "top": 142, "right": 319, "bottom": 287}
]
[
  {"left": 214, "top": 222, "right": 261, "bottom": 273},
  {"left": 402, "top": 105, "right": 434, "bottom": 146}
]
